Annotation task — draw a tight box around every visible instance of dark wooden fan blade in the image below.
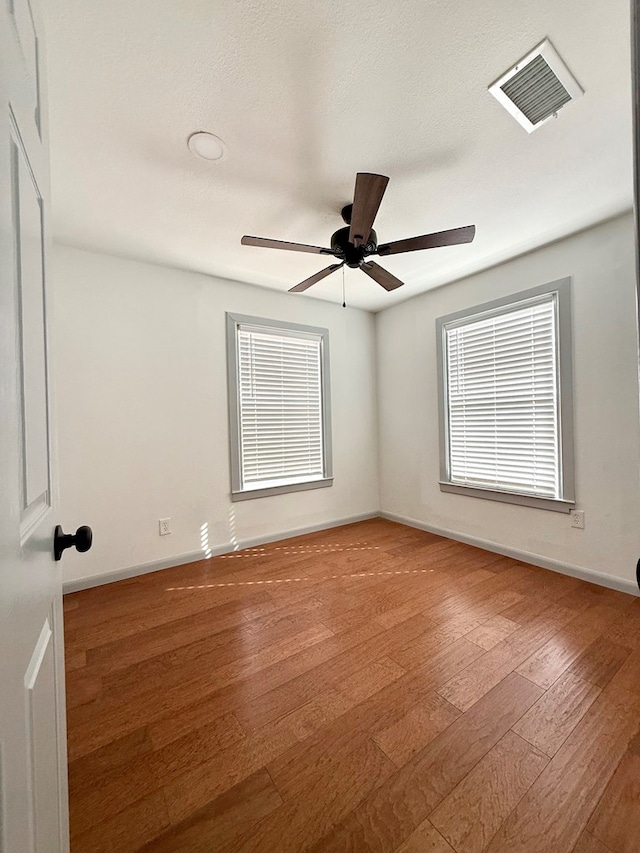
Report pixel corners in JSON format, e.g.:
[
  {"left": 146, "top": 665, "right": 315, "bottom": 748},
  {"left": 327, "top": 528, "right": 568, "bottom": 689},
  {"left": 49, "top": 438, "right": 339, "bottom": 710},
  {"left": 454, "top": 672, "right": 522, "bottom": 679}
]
[
  {"left": 289, "top": 263, "right": 344, "bottom": 293},
  {"left": 349, "top": 173, "right": 389, "bottom": 247},
  {"left": 360, "top": 261, "right": 404, "bottom": 291},
  {"left": 377, "top": 224, "right": 476, "bottom": 256},
  {"left": 242, "top": 235, "right": 333, "bottom": 255}
]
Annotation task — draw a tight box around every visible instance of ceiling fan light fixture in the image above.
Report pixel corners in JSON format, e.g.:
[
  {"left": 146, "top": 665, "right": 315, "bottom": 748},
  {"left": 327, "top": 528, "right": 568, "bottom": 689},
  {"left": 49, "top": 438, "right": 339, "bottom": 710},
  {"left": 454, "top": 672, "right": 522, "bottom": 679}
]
[{"left": 187, "top": 131, "right": 227, "bottom": 161}]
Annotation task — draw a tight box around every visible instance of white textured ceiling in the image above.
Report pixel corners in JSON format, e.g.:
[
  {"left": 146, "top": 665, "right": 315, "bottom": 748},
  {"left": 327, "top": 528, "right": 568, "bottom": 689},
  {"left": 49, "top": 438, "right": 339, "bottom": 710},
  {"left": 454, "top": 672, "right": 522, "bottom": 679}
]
[{"left": 43, "top": 0, "right": 633, "bottom": 312}]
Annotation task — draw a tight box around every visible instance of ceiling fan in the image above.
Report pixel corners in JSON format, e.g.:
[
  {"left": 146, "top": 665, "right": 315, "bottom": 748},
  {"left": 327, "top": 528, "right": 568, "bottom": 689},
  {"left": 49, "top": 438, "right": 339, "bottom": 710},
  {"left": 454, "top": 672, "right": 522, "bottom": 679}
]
[{"left": 241, "top": 172, "right": 476, "bottom": 293}]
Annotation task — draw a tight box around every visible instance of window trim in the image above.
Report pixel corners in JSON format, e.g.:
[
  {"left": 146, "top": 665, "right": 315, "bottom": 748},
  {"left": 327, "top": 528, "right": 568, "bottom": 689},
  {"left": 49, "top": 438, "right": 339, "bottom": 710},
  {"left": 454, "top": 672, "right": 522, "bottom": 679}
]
[
  {"left": 436, "top": 278, "right": 575, "bottom": 513},
  {"left": 226, "top": 312, "right": 333, "bottom": 501}
]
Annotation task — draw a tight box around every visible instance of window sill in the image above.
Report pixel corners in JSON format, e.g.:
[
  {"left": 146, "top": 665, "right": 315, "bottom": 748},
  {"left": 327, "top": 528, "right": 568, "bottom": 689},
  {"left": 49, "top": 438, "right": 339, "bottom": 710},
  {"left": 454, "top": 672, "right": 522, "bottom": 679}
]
[
  {"left": 232, "top": 477, "right": 334, "bottom": 502},
  {"left": 438, "top": 482, "right": 574, "bottom": 513}
]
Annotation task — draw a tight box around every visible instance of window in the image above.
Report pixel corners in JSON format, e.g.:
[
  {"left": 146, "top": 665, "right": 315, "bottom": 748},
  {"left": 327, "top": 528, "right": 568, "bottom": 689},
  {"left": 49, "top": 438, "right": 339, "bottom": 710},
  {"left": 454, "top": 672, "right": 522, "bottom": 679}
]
[
  {"left": 436, "top": 278, "right": 575, "bottom": 512},
  {"left": 227, "top": 313, "right": 333, "bottom": 500}
]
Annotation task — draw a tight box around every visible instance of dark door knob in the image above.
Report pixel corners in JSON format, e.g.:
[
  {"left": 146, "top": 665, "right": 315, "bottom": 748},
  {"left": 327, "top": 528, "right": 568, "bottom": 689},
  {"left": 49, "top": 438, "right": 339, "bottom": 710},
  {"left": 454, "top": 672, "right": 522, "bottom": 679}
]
[{"left": 54, "top": 525, "right": 93, "bottom": 561}]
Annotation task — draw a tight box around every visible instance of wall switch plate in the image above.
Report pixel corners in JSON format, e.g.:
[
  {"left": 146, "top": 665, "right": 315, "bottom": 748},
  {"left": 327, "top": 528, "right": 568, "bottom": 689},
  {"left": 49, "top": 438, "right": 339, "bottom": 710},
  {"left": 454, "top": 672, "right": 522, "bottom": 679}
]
[
  {"left": 159, "top": 518, "right": 171, "bottom": 536},
  {"left": 569, "top": 510, "right": 585, "bottom": 529}
]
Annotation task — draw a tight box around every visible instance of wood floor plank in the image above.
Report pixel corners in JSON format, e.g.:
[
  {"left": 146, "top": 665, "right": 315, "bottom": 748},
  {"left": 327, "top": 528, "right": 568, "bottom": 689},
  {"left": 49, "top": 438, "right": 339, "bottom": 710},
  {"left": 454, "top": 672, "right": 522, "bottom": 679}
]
[
  {"left": 483, "top": 685, "right": 640, "bottom": 853},
  {"left": 65, "top": 587, "right": 276, "bottom": 654},
  {"left": 514, "top": 603, "right": 617, "bottom": 689},
  {"left": 567, "top": 638, "right": 631, "bottom": 688},
  {"left": 70, "top": 713, "right": 249, "bottom": 837},
  {"left": 229, "top": 637, "right": 375, "bottom": 735},
  {"left": 498, "top": 563, "right": 582, "bottom": 603},
  {"left": 466, "top": 615, "right": 520, "bottom": 650},
  {"left": 391, "top": 591, "right": 525, "bottom": 672},
  {"left": 423, "top": 582, "right": 524, "bottom": 630},
  {"left": 572, "top": 831, "right": 614, "bottom": 853},
  {"left": 88, "top": 595, "right": 327, "bottom": 676},
  {"left": 66, "top": 568, "right": 268, "bottom": 627},
  {"left": 65, "top": 667, "right": 102, "bottom": 709},
  {"left": 225, "top": 738, "right": 397, "bottom": 853},
  {"left": 70, "top": 790, "right": 170, "bottom": 853},
  {"left": 605, "top": 645, "right": 640, "bottom": 695},
  {"left": 336, "top": 655, "right": 406, "bottom": 704},
  {"left": 64, "top": 647, "right": 86, "bottom": 671},
  {"left": 437, "top": 603, "right": 575, "bottom": 712},
  {"left": 68, "top": 726, "right": 153, "bottom": 791},
  {"left": 102, "top": 621, "right": 335, "bottom": 702},
  {"left": 63, "top": 520, "right": 639, "bottom": 853},
  {"left": 317, "top": 606, "right": 374, "bottom": 634},
  {"left": 321, "top": 609, "right": 431, "bottom": 673},
  {"left": 67, "top": 621, "right": 340, "bottom": 760},
  {"left": 147, "top": 692, "right": 253, "bottom": 752},
  {"left": 267, "top": 638, "right": 484, "bottom": 802},
  {"left": 148, "top": 708, "right": 245, "bottom": 754},
  {"left": 70, "top": 757, "right": 160, "bottom": 838},
  {"left": 607, "top": 600, "right": 640, "bottom": 648},
  {"left": 564, "top": 583, "right": 635, "bottom": 613},
  {"left": 586, "top": 733, "right": 640, "bottom": 853},
  {"left": 394, "top": 820, "right": 457, "bottom": 853},
  {"left": 304, "top": 674, "right": 543, "bottom": 853},
  {"left": 270, "top": 687, "right": 354, "bottom": 741},
  {"left": 497, "top": 591, "right": 555, "bottom": 625},
  {"left": 512, "top": 671, "right": 601, "bottom": 756},
  {"left": 144, "top": 620, "right": 384, "bottom": 750},
  {"left": 135, "top": 769, "right": 282, "bottom": 853},
  {"left": 372, "top": 692, "right": 461, "bottom": 767},
  {"left": 160, "top": 685, "right": 356, "bottom": 823},
  {"left": 429, "top": 730, "right": 548, "bottom": 853},
  {"left": 375, "top": 568, "right": 497, "bottom": 630}
]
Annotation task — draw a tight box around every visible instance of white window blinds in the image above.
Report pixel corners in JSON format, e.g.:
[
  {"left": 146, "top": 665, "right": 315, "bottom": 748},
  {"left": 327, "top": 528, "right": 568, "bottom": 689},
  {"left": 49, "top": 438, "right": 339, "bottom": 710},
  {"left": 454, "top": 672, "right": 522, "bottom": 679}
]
[
  {"left": 237, "top": 325, "right": 325, "bottom": 490},
  {"left": 444, "top": 294, "right": 560, "bottom": 498}
]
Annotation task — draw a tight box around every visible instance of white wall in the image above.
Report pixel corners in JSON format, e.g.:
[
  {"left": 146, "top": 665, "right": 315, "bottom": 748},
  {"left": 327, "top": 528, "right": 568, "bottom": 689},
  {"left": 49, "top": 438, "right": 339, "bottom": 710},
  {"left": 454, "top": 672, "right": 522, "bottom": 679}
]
[
  {"left": 53, "top": 214, "right": 640, "bottom": 593},
  {"left": 52, "top": 246, "right": 379, "bottom": 587},
  {"left": 376, "top": 213, "right": 640, "bottom": 589}
]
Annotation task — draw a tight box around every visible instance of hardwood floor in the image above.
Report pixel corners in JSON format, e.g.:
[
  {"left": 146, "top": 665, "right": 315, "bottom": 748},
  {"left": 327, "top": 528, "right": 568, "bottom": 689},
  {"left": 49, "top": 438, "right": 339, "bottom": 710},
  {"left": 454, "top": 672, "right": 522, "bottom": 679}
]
[{"left": 63, "top": 518, "right": 640, "bottom": 853}]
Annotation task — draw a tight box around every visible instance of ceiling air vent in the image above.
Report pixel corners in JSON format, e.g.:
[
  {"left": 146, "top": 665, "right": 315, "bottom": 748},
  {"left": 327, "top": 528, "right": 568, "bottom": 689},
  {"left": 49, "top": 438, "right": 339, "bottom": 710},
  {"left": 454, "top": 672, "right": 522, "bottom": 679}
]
[{"left": 489, "top": 39, "right": 583, "bottom": 133}]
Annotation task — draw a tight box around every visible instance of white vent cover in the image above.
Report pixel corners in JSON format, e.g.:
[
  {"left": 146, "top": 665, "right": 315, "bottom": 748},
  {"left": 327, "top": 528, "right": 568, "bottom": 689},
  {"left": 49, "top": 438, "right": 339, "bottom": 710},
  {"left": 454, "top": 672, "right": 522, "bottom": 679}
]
[{"left": 489, "top": 39, "right": 583, "bottom": 133}]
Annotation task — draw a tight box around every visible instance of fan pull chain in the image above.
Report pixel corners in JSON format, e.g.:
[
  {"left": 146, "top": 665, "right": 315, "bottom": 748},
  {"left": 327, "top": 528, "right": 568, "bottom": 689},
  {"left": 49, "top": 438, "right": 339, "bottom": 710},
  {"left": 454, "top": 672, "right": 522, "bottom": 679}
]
[{"left": 342, "top": 265, "right": 346, "bottom": 308}]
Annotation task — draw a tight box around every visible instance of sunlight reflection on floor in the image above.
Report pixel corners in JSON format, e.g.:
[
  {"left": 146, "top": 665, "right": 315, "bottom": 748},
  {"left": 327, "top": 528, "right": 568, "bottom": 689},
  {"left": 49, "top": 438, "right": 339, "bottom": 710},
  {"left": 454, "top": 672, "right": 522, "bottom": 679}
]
[
  {"left": 218, "top": 544, "right": 381, "bottom": 559},
  {"left": 166, "top": 566, "right": 434, "bottom": 592}
]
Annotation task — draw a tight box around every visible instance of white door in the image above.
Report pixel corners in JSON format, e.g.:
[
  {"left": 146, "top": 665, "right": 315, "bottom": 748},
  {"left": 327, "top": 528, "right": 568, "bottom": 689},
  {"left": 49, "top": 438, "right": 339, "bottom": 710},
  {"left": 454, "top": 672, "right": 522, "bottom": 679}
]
[{"left": 0, "top": 1, "right": 70, "bottom": 851}]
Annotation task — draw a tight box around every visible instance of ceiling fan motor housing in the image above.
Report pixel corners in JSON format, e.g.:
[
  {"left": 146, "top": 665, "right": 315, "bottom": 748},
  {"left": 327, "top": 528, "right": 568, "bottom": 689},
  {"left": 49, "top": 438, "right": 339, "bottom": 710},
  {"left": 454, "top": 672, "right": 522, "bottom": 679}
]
[{"left": 331, "top": 226, "right": 377, "bottom": 267}]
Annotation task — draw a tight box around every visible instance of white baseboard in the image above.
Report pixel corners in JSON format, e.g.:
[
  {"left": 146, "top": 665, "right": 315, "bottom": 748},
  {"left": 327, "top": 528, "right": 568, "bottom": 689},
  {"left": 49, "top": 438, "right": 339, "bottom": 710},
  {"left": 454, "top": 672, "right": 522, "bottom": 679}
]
[
  {"left": 380, "top": 511, "right": 640, "bottom": 597},
  {"left": 62, "top": 512, "right": 379, "bottom": 593},
  {"left": 64, "top": 509, "right": 639, "bottom": 599}
]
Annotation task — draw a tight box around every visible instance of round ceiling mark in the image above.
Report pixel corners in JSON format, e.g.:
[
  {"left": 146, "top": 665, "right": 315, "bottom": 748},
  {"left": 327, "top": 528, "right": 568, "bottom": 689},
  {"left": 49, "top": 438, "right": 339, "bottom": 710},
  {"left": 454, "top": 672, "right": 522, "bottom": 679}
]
[{"left": 187, "top": 131, "right": 227, "bottom": 161}]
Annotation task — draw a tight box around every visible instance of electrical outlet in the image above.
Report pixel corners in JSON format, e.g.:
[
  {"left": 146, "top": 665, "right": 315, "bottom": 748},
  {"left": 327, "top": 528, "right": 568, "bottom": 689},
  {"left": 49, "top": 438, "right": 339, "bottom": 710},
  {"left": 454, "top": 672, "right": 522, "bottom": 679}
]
[
  {"left": 569, "top": 510, "right": 585, "bottom": 529},
  {"left": 159, "top": 518, "right": 171, "bottom": 536}
]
